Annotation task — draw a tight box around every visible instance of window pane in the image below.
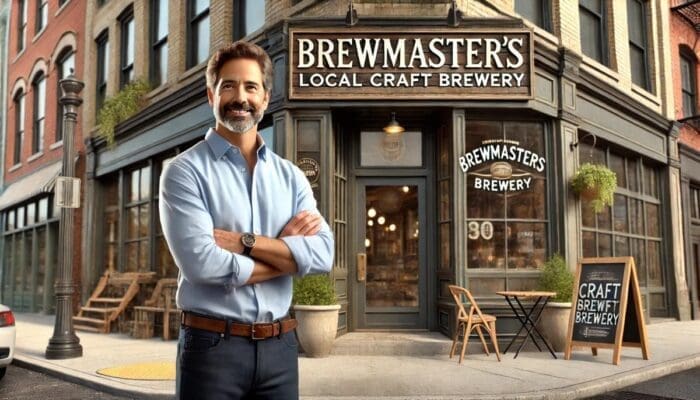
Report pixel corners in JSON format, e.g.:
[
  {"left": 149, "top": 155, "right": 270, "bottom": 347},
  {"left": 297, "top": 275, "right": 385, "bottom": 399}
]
[
  {"left": 139, "top": 241, "right": 150, "bottom": 272},
  {"left": 627, "top": 0, "right": 644, "bottom": 44},
  {"left": 26, "top": 203, "right": 35, "bottom": 225},
  {"left": 195, "top": 16, "right": 210, "bottom": 65},
  {"left": 155, "top": 43, "right": 168, "bottom": 85},
  {"left": 244, "top": 0, "right": 265, "bottom": 36},
  {"left": 627, "top": 158, "right": 639, "bottom": 193},
  {"left": 127, "top": 206, "right": 138, "bottom": 239},
  {"left": 507, "top": 222, "right": 546, "bottom": 269},
  {"left": 610, "top": 153, "right": 626, "bottom": 188},
  {"left": 613, "top": 194, "right": 628, "bottom": 233},
  {"left": 129, "top": 169, "right": 140, "bottom": 203},
  {"left": 580, "top": 11, "right": 603, "bottom": 62},
  {"left": 614, "top": 235, "right": 629, "bottom": 256},
  {"left": 646, "top": 203, "right": 660, "bottom": 237},
  {"left": 581, "top": 0, "right": 601, "bottom": 11},
  {"left": 467, "top": 221, "right": 505, "bottom": 268},
  {"left": 582, "top": 202, "right": 596, "bottom": 228},
  {"left": 647, "top": 240, "right": 662, "bottom": 286},
  {"left": 125, "top": 243, "right": 138, "bottom": 272},
  {"left": 156, "top": 0, "right": 169, "bottom": 40},
  {"left": 157, "top": 237, "right": 177, "bottom": 277},
  {"left": 630, "top": 199, "right": 644, "bottom": 235},
  {"left": 126, "top": 19, "right": 135, "bottom": 66},
  {"left": 598, "top": 233, "right": 612, "bottom": 257},
  {"left": 597, "top": 204, "right": 612, "bottom": 230},
  {"left": 194, "top": 0, "right": 208, "bottom": 15},
  {"left": 140, "top": 165, "right": 151, "bottom": 200},
  {"left": 440, "top": 223, "right": 450, "bottom": 270},
  {"left": 8, "top": 211, "right": 15, "bottom": 230},
  {"left": 516, "top": 0, "right": 544, "bottom": 27},
  {"left": 632, "top": 238, "right": 646, "bottom": 285},
  {"left": 37, "top": 77, "right": 46, "bottom": 119},
  {"left": 17, "top": 207, "right": 24, "bottom": 229},
  {"left": 582, "top": 230, "right": 596, "bottom": 257},
  {"left": 630, "top": 45, "right": 647, "bottom": 89},
  {"left": 643, "top": 164, "right": 658, "bottom": 198},
  {"left": 38, "top": 198, "right": 48, "bottom": 222},
  {"left": 139, "top": 204, "right": 149, "bottom": 237},
  {"left": 360, "top": 130, "right": 422, "bottom": 167}
]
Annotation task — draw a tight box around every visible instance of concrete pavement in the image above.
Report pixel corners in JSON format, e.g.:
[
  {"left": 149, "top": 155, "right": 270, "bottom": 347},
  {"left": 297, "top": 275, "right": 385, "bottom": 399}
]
[{"left": 11, "top": 313, "right": 700, "bottom": 399}]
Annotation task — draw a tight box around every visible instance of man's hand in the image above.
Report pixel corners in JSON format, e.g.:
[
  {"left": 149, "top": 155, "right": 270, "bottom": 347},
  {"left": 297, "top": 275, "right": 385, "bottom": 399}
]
[
  {"left": 213, "top": 229, "right": 243, "bottom": 254},
  {"left": 279, "top": 210, "right": 322, "bottom": 238}
]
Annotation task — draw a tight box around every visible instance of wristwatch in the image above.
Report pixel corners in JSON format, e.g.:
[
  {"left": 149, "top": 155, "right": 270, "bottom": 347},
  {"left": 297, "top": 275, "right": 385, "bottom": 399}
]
[{"left": 241, "top": 233, "right": 256, "bottom": 256}]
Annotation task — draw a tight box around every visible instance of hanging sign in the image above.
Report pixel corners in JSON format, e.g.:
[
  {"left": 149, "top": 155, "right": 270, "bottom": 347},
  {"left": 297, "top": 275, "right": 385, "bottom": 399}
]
[
  {"left": 459, "top": 139, "right": 546, "bottom": 192},
  {"left": 564, "top": 257, "right": 650, "bottom": 365},
  {"left": 289, "top": 27, "right": 533, "bottom": 100}
]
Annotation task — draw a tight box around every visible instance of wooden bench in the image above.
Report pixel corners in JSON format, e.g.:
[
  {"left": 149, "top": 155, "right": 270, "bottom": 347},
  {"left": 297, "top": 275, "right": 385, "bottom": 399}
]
[{"left": 132, "top": 278, "right": 180, "bottom": 340}]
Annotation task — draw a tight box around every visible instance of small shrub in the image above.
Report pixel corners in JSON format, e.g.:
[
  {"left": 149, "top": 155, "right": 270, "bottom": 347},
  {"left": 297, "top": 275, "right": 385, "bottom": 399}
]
[
  {"left": 293, "top": 274, "right": 336, "bottom": 306},
  {"left": 538, "top": 254, "right": 574, "bottom": 303},
  {"left": 96, "top": 79, "right": 151, "bottom": 147},
  {"left": 571, "top": 163, "right": 617, "bottom": 213}
]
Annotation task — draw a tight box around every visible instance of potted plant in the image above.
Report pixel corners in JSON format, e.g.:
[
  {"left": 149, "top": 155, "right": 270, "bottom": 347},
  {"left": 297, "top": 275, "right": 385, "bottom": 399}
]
[
  {"left": 537, "top": 254, "right": 574, "bottom": 352},
  {"left": 292, "top": 274, "right": 340, "bottom": 358},
  {"left": 571, "top": 163, "right": 617, "bottom": 213}
]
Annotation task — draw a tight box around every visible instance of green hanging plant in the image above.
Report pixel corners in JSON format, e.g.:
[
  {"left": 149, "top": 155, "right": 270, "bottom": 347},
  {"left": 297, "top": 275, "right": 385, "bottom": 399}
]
[
  {"left": 537, "top": 254, "right": 574, "bottom": 303},
  {"left": 293, "top": 274, "right": 337, "bottom": 306},
  {"left": 96, "top": 79, "right": 151, "bottom": 148},
  {"left": 571, "top": 163, "right": 617, "bottom": 213}
]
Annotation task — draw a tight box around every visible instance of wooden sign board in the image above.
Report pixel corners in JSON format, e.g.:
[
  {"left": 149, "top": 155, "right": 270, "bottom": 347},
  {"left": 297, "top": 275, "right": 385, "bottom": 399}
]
[
  {"left": 564, "top": 257, "right": 649, "bottom": 365},
  {"left": 289, "top": 27, "right": 533, "bottom": 100}
]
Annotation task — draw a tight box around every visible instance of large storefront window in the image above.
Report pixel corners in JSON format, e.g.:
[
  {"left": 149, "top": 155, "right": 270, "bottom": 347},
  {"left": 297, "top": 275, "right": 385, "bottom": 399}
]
[
  {"left": 1, "top": 195, "right": 58, "bottom": 313},
  {"left": 578, "top": 138, "right": 666, "bottom": 316},
  {"left": 464, "top": 121, "right": 548, "bottom": 295}
]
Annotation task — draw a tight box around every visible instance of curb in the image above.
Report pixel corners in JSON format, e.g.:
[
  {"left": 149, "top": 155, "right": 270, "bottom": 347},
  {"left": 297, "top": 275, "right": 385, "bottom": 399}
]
[
  {"left": 12, "top": 352, "right": 700, "bottom": 400},
  {"left": 12, "top": 356, "right": 174, "bottom": 400}
]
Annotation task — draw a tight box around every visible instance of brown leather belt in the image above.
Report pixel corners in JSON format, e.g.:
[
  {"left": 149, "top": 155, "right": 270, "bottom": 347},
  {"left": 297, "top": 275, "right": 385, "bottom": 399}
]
[{"left": 182, "top": 312, "right": 297, "bottom": 340}]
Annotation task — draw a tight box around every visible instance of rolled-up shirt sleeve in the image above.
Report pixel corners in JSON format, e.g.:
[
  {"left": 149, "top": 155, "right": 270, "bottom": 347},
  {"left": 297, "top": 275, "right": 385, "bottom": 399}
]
[
  {"left": 159, "top": 161, "right": 254, "bottom": 287},
  {"left": 280, "top": 167, "right": 335, "bottom": 277}
]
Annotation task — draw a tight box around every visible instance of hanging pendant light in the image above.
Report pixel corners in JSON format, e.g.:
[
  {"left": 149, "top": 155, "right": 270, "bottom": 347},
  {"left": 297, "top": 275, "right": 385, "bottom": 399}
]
[{"left": 383, "top": 112, "right": 405, "bottom": 135}]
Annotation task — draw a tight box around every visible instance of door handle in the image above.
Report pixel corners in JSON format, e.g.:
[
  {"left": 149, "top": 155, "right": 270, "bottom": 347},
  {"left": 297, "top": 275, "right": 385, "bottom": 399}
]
[{"left": 357, "top": 253, "right": 367, "bottom": 282}]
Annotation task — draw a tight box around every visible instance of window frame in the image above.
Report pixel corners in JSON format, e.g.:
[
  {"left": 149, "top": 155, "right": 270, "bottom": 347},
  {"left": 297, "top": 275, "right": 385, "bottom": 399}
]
[
  {"left": 680, "top": 48, "right": 697, "bottom": 118},
  {"left": 579, "top": 0, "right": 609, "bottom": 66},
  {"left": 627, "top": 0, "right": 651, "bottom": 91},
  {"left": 233, "top": 0, "right": 266, "bottom": 40},
  {"left": 32, "top": 72, "right": 46, "bottom": 154},
  {"left": 186, "top": 0, "right": 210, "bottom": 69},
  {"left": 13, "top": 90, "right": 25, "bottom": 165},
  {"left": 118, "top": 6, "right": 135, "bottom": 90},
  {"left": 514, "top": 0, "right": 552, "bottom": 33},
  {"left": 95, "top": 30, "right": 109, "bottom": 115},
  {"left": 17, "top": 0, "right": 27, "bottom": 53},
  {"left": 150, "top": 0, "right": 169, "bottom": 87}
]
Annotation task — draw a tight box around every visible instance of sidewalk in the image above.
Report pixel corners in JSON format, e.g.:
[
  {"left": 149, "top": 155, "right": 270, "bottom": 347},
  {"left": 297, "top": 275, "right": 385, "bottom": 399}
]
[{"left": 12, "top": 313, "right": 700, "bottom": 400}]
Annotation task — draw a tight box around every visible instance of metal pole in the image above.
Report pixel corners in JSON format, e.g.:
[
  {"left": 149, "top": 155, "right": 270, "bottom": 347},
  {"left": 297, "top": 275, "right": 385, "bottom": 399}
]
[{"left": 46, "top": 72, "right": 83, "bottom": 359}]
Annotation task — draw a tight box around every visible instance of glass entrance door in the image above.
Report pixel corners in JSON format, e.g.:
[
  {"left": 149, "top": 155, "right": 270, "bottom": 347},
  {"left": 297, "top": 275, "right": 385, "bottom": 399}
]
[{"left": 356, "top": 178, "right": 427, "bottom": 329}]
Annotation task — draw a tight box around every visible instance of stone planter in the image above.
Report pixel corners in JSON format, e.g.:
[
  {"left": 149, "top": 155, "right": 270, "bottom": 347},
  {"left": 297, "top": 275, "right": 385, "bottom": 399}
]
[
  {"left": 538, "top": 302, "right": 572, "bottom": 352},
  {"left": 292, "top": 304, "right": 340, "bottom": 358}
]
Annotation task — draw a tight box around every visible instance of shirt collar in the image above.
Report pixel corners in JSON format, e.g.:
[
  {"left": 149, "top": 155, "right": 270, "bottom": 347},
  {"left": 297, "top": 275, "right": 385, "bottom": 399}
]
[{"left": 205, "top": 128, "right": 268, "bottom": 162}]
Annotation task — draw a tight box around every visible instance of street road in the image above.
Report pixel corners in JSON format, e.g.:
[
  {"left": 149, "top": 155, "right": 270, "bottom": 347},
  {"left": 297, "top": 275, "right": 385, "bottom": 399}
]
[
  {"left": 586, "top": 367, "right": 700, "bottom": 400},
  {"left": 0, "top": 365, "right": 133, "bottom": 399}
]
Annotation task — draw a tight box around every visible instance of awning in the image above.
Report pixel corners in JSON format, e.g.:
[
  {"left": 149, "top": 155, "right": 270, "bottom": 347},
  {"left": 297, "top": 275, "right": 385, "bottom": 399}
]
[{"left": 0, "top": 162, "right": 62, "bottom": 210}]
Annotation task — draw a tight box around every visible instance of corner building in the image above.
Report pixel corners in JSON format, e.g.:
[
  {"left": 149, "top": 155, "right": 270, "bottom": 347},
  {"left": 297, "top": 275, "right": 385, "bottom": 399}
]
[{"left": 81, "top": 0, "right": 692, "bottom": 338}]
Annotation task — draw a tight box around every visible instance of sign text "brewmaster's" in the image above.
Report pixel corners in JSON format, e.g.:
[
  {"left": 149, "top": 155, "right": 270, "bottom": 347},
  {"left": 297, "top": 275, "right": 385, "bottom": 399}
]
[{"left": 289, "top": 28, "right": 533, "bottom": 100}]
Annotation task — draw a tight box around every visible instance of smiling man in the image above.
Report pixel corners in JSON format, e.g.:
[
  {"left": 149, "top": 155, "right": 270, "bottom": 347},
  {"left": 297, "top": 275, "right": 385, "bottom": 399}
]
[{"left": 159, "top": 41, "right": 334, "bottom": 399}]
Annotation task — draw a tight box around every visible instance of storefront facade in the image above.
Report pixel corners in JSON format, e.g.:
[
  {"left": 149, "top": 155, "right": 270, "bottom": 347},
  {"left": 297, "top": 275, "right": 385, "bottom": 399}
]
[{"left": 81, "top": 1, "right": 691, "bottom": 336}]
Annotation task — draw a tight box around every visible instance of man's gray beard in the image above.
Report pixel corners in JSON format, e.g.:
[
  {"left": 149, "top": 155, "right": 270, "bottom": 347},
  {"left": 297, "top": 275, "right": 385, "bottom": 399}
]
[{"left": 215, "top": 107, "right": 264, "bottom": 135}]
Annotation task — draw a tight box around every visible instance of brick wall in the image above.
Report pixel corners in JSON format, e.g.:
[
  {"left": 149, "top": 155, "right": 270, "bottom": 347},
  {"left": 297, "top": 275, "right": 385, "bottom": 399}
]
[{"left": 670, "top": 11, "right": 700, "bottom": 152}]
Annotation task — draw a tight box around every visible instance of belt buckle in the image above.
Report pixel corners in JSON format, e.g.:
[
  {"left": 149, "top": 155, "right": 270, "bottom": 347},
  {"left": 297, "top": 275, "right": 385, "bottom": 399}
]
[{"left": 251, "top": 323, "right": 265, "bottom": 340}]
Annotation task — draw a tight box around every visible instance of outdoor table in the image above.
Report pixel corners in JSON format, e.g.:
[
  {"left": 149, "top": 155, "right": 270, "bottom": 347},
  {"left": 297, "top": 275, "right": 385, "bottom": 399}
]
[{"left": 495, "top": 291, "right": 557, "bottom": 359}]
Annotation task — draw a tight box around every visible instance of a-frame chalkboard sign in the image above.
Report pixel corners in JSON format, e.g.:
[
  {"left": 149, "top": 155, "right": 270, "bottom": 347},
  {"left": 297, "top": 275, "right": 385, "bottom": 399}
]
[{"left": 564, "top": 257, "right": 649, "bottom": 365}]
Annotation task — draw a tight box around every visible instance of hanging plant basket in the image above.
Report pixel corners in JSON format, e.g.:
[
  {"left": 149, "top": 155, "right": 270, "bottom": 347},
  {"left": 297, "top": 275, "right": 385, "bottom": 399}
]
[{"left": 571, "top": 163, "right": 617, "bottom": 213}]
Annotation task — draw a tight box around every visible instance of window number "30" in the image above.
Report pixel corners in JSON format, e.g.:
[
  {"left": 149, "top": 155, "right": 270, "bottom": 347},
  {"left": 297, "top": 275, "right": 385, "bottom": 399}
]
[{"left": 468, "top": 221, "right": 494, "bottom": 241}]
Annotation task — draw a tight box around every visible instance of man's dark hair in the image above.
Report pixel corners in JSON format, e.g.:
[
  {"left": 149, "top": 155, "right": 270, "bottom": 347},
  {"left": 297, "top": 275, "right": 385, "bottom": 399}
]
[{"left": 206, "top": 41, "right": 273, "bottom": 92}]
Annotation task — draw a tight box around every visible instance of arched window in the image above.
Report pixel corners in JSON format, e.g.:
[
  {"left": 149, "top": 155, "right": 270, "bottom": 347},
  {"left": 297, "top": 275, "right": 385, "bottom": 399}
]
[
  {"left": 13, "top": 89, "right": 25, "bottom": 164},
  {"left": 56, "top": 49, "right": 75, "bottom": 142},
  {"left": 680, "top": 46, "right": 697, "bottom": 118},
  {"left": 32, "top": 72, "right": 46, "bottom": 154}
]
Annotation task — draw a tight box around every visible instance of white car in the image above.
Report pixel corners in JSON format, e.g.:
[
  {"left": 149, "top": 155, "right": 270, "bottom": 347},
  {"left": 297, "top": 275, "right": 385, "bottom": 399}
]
[{"left": 0, "top": 304, "right": 15, "bottom": 380}]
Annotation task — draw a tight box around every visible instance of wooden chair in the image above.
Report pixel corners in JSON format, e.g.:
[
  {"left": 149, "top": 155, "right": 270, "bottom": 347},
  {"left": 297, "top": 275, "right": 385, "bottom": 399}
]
[
  {"left": 448, "top": 285, "right": 501, "bottom": 363},
  {"left": 132, "top": 278, "right": 180, "bottom": 340}
]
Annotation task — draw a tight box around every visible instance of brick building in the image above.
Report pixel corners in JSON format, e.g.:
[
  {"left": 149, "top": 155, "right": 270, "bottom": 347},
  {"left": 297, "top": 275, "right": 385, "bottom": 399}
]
[
  {"left": 670, "top": 0, "right": 700, "bottom": 320},
  {"left": 0, "top": 0, "right": 87, "bottom": 313},
  {"left": 70, "top": 0, "right": 695, "bottom": 340}
]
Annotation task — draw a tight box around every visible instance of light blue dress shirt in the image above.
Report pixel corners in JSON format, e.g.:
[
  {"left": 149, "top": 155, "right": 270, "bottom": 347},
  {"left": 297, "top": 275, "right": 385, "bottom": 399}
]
[{"left": 159, "top": 128, "right": 334, "bottom": 323}]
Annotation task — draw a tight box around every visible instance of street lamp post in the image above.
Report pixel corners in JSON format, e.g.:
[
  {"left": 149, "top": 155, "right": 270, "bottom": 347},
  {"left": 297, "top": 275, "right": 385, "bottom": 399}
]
[{"left": 46, "top": 72, "right": 83, "bottom": 359}]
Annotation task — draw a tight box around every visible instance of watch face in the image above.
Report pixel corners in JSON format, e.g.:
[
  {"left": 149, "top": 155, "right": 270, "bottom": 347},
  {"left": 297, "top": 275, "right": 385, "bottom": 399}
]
[{"left": 242, "top": 233, "right": 256, "bottom": 247}]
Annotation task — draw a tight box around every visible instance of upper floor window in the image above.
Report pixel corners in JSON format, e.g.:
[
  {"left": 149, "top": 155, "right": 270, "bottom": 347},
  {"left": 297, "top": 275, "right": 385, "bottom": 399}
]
[
  {"left": 515, "top": 0, "right": 552, "bottom": 33},
  {"left": 35, "top": 0, "right": 48, "bottom": 34},
  {"left": 187, "top": 0, "right": 209, "bottom": 68},
  {"left": 119, "top": 6, "right": 135, "bottom": 89},
  {"left": 59, "top": 0, "right": 67, "bottom": 6},
  {"left": 32, "top": 73, "right": 46, "bottom": 154},
  {"left": 681, "top": 49, "right": 697, "bottom": 118},
  {"left": 96, "top": 30, "right": 109, "bottom": 115},
  {"left": 56, "top": 49, "right": 75, "bottom": 142},
  {"left": 691, "top": 186, "right": 700, "bottom": 220},
  {"left": 234, "top": 0, "right": 265, "bottom": 40},
  {"left": 17, "top": 0, "right": 27, "bottom": 52},
  {"left": 150, "top": 0, "right": 169, "bottom": 86},
  {"left": 628, "top": 0, "right": 650, "bottom": 91},
  {"left": 13, "top": 91, "right": 25, "bottom": 165},
  {"left": 579, "top": 0, "right": 608, "bottom": 65}
]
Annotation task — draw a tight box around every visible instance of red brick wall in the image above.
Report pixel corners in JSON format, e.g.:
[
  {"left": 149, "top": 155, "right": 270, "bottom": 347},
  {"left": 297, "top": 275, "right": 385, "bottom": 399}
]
[
  {"left": 671, "top": 12, "right": 700, "bottom": 152},
  {"left": 5, "top": 0, "right": 87, "bottom": 184}
]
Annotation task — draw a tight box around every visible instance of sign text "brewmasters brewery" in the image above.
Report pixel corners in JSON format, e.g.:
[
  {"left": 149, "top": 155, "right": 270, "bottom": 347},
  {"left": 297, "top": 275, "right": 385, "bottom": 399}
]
[{"left": 289, "top": 28, "right": 533, "bottom": 100}]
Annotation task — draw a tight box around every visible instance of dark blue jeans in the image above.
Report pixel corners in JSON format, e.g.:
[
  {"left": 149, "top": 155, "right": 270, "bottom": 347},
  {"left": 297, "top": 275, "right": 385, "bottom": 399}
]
[{"left": 176, "top": 326, "right": 299, "bottom": 400}]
